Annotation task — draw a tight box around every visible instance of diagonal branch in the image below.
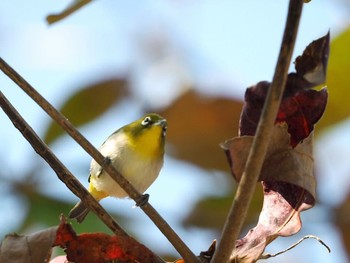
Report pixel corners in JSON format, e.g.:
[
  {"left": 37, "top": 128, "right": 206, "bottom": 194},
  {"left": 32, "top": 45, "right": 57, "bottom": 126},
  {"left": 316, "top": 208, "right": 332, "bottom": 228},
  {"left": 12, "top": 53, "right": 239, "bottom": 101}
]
[
  {"left": 0, "top": 59, "right": 200, "bottom": 263},
  {"left": 211, "top": 1, "right": 304, "bottom": 262}
]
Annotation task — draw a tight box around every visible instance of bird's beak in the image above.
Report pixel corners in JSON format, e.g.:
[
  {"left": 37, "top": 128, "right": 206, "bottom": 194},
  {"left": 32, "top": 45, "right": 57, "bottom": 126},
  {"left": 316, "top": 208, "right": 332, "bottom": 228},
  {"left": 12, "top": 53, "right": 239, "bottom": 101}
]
[{"left": 156, "top": 119, "right": 167, "bottom": 136}]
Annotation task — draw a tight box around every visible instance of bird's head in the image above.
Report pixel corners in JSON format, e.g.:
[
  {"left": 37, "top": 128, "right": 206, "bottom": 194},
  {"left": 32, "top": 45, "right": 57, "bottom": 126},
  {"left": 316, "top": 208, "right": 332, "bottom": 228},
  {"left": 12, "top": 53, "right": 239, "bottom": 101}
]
[{"left": 123, "top": 113, "right": 167, "bottom": 157}]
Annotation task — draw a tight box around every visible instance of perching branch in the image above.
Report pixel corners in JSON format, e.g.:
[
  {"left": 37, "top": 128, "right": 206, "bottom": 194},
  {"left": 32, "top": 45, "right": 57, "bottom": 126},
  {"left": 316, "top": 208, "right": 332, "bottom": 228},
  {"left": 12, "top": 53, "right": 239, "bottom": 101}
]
[
  {"left": 211, "top": 1, "right": 304, "bottom": 262},
  {"left": 0, "top": 58, "right": 200, "bottom": 263}
]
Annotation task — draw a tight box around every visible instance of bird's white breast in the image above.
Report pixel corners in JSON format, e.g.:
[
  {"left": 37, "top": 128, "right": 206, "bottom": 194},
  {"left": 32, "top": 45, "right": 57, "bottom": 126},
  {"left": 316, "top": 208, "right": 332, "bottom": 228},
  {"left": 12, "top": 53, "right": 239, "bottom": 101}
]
[{"left": 89, "top": 133, "right": 163, "bottom": 198}]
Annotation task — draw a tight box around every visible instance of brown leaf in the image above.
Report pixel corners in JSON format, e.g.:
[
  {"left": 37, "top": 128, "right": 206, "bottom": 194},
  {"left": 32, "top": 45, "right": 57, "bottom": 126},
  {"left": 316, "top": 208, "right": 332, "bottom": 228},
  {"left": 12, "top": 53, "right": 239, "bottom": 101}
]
[
  {"left": 159, "top": 90, "right": 242, "bottom": 171},
  {"left": 222, "top": 124, "right": 316, "bottom": 199},
  {"left": 295, "top": 32, "right": 330, "bottom": 85},
  {"left": 231, "top": 181, "right": 312, "bottom": 262},
  {"left": 222, "top": 124, "right": 315, "bottom": 262},
  {"left": 0, "top": 227, "right": 58, "bottom": 263}
]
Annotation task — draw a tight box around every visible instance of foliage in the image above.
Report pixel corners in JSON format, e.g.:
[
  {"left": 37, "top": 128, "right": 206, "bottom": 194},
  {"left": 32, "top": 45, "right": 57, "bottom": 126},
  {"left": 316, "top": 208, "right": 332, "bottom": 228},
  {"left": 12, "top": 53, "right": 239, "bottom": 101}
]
[{"left": 1, "top": 1, "right": 350, "bottom": 263}]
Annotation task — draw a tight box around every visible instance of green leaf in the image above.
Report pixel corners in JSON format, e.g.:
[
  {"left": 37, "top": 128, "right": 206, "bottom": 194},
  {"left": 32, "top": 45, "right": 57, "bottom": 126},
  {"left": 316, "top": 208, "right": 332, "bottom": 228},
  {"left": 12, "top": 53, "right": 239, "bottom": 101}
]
[
  {"left": 318, "top": 28, "right": 350, "bottom": 129},
  {"left": 182, "top": 186, "right": 262, "bottom": 230},
  {"left": 17, "top": 187, "right": 128, "bottom": 235},
  {"left": 44, "top": 78, "right": 128, "bottom": 144}
]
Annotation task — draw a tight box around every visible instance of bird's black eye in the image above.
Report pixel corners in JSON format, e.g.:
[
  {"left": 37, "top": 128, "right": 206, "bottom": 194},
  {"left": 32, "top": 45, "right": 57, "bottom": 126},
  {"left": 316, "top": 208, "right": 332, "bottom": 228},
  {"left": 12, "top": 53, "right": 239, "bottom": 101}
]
[{"left": 141, "top": 116, "right": 152, "bottom": 126}]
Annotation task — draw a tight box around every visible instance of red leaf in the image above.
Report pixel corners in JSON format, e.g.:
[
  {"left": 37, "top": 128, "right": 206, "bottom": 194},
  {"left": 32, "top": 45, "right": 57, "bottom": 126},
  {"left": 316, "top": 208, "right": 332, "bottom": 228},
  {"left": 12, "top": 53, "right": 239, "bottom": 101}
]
[
  {"left": 276, "top": 88, "right": 328, "bottom": 147},
  {"left": 240, "top": 33, "right": 329, "bottom": 147},
  {"left": 54, "top": 217, "right": 158, "bottom": 263},
  {"left": 240, "top": 83, "right": 327, "bottom": 147}
]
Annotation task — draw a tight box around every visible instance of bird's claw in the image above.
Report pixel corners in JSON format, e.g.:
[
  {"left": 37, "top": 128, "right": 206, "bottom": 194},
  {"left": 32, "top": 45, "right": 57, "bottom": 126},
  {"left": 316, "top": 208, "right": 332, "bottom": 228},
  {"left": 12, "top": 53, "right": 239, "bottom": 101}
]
[
  {"left": 135, "top": 194, "right": 149, "bottom": 207},
  {"left": 104, "top": 156, "right": 112, "bottom": 165}
]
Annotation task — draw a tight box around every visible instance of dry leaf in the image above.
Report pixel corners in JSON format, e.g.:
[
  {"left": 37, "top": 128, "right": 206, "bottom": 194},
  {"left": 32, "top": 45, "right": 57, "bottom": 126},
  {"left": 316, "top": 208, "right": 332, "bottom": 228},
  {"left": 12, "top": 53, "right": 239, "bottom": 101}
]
[
  {"left": 54, "top": 216, "right": 160, "bottom": 263},
  {"left": 222, "top": 124, "right": 316, "bottom": 198},
  {"left": 240, "top": 33, "right": 329, "bottom": 146},
  {"left": 0, "top": 227, "right": 58, "bottom": 263},
  {"left": 220, "top": 33, "right": 330, "bottom": 262},
  {"left": 223, "top": 125, "right": 315, "bottom": 262}
]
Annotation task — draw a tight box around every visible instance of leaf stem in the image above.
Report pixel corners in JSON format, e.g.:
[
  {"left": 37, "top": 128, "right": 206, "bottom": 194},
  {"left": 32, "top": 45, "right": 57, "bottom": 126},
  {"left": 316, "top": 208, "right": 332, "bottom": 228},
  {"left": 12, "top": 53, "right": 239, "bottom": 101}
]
[
  {"left": 260, "top": 235, "right": 331, "bottom": 259},
  {"left": 211, "top": 1, "right": 304, "bottom": 262},
  {"left": 0, "top": 58, "right": 200, "bottom": 263}
]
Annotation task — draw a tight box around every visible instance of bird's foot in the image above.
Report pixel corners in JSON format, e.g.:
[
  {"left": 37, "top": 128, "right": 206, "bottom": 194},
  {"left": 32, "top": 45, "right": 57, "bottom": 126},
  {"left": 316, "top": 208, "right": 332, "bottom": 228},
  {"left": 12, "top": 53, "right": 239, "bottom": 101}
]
[
  {"left": 135, "top": 194, "right": 149, "bottom": 207},
  {"left": 104, "top": 156, "right": 112, "bottom": 165}
]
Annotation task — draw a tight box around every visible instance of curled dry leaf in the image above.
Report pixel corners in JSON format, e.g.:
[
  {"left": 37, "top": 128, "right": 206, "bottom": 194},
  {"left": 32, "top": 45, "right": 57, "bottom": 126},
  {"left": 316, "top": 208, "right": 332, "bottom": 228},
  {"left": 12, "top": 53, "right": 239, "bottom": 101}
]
[
  {"left": 222, "top": 125, "right": 315, "bottom": 262},
  {"left": 221, "top": 33, "right": 330, "bottom": 262},
  {"left": 0, "top": 226, "right": 58, "bottom": 263},
  {"left": 54, "top": 216, "right": 160, "bottom": 263},
  {"left": 223, "top": 123, "right": 316, "bottom": 198}
]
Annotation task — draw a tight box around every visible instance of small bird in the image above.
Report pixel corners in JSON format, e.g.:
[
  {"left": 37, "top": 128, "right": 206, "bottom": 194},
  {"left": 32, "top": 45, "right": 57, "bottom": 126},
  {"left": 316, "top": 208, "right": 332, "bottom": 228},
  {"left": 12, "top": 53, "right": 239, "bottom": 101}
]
[{"left": 69, "top": 113, "right": 167, "bottom": 223}]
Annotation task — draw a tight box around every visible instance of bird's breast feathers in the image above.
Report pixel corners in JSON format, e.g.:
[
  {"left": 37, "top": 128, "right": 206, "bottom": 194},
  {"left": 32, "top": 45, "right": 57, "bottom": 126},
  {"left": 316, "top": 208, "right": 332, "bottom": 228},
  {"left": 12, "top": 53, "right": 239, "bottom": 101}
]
[{"left": 89, "top": 132, "right": 163, "bottom": 198}]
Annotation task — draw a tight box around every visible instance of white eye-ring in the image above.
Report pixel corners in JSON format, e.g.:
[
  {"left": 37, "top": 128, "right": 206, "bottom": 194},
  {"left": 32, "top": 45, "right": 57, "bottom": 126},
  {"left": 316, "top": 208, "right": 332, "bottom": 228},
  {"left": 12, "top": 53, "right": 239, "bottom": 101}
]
[{"left": 141, "top": 116, "right": 152, "bottom": 126}]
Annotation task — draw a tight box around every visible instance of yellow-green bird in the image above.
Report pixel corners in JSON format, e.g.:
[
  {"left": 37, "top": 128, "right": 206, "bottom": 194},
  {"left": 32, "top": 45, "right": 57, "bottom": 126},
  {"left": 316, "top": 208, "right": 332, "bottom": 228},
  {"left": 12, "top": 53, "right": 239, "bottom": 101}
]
[{"left": 69, "top": 113, "right": 167, "bottom": 223}]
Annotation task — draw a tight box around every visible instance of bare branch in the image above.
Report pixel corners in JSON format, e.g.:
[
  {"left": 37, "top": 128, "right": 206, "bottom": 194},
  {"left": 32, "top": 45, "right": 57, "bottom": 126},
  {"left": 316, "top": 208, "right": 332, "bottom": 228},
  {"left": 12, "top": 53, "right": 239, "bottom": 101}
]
[
  {"left": 0, "top": 58, "right": 200, "bottom": 263},
  {"left": 211, "top": 1, "right": 305, "bottom": 262}
]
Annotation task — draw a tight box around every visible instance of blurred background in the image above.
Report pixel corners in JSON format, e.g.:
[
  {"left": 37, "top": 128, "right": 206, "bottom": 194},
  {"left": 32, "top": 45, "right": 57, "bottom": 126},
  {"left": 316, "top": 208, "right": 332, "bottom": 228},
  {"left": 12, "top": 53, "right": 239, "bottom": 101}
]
[{"left": 1, "top": 0, "right": 350, "bottom": 262}]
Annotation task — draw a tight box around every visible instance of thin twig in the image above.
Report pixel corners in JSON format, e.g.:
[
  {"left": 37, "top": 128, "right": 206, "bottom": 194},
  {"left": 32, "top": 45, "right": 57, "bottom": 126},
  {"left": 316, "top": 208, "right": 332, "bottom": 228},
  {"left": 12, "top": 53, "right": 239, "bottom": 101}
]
[
  {"left": 46, "top": 0, "right": 92, "bottom": 25},
  {"left": 0, "top": 58, "right": 200, "bottom": 263},
  {"left": 260, "top": 235, "right": 331, "bottom": 259},
  {"left": 211, "top": 1, "right": 304, "bottom": 262}
]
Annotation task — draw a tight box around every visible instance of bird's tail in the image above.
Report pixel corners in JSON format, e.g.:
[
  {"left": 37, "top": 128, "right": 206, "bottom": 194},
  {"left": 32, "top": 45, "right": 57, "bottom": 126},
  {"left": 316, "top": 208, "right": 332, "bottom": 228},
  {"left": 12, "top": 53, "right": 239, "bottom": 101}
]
[
  {"left": 69, "top": 182, "right": 108, "bottom": 223},
  {"left": 69, "top": 201, "right": 90, "bottom": 223}
]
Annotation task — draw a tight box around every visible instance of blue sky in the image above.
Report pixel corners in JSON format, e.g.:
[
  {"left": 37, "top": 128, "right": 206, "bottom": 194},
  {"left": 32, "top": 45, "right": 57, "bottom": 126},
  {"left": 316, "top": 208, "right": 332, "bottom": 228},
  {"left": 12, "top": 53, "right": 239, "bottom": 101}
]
[{"left": 1, "top": 1, "right": 350, "bottom": 262}]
